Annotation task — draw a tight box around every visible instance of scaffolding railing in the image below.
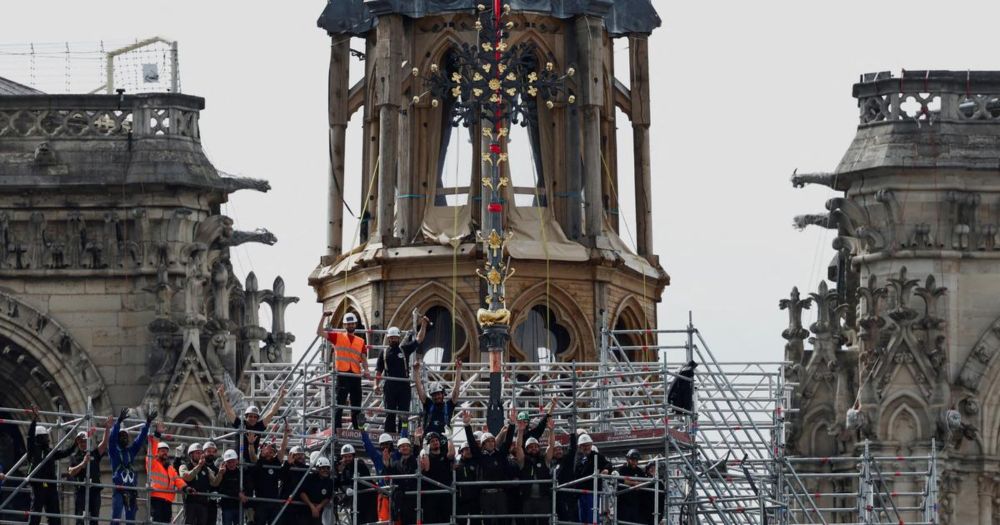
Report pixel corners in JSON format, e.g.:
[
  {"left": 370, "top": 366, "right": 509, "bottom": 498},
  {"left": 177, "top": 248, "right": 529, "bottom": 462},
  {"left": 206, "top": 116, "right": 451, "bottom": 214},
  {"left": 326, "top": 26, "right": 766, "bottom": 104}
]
[{"left": 0, "top": 320, "right": 939, "bottom": 525}]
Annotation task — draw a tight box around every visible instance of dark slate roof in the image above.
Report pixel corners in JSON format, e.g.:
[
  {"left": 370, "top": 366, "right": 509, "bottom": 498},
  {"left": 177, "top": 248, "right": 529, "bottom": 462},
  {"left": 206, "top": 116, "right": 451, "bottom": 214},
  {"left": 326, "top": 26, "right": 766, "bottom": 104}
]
[
  {"left": 0, "top": 76, "right": 44, "bottom": 95},
  {"left": 318, "top": 0, "right": 661, "bottom": 37}
]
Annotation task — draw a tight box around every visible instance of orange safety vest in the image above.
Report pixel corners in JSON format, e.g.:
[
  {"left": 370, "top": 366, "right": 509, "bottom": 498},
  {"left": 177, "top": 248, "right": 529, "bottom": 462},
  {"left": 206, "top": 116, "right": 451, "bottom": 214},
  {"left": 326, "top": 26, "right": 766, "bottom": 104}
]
[
  {"left": 147, "top": 436, "right": 186, "bottom": 502},
  {"left": 327, "top": 331, "right": 366, "bottom": 374}
]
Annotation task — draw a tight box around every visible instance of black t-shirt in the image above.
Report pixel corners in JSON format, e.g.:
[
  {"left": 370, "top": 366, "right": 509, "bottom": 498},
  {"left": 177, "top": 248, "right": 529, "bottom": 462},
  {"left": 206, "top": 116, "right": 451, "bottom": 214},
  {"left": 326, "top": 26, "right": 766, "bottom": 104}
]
[
  {"left": 216, "top": 468, "right": 242, "bottom": 509},
  {"left": 181, "top": 461, "right": 214, "bottom": 503},
  {"left": 232, "top": 417, "right": 267, "bottom": 460},
  {"left": 280, "top": 461, "right": 310, "bottom": 499},
  {"left": 424, "top": 452, "right": 453, "bottom": 487},
  {"left": 299, "top": 473, "right": 335, "bottom": 505},
  {"left": 376, "top": 341, "right": 420, "bottom": 379},
  {"left": 519, "top": 454, "right": 552, "bottom": 499},
  {"left": 454, "top": 460, "right": 479, "bottom": 501},
  {"left": 422, "top": 400, "right": 455, "bottom": 434},
  {"left": 69, "top": 447, "right": 103, "bottom": 484},
  {"left": 249, "top": 457, "right": 283, "bottom": 500}
]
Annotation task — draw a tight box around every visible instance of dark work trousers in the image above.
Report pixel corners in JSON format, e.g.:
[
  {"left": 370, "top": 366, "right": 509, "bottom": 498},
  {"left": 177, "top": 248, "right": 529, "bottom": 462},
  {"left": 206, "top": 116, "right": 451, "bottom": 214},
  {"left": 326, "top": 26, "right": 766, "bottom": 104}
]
[
  {"left": 28, "top": 484, "right": 61, "bottom": 525},
  {"left": 478, "top": 488, "right": 508, "bottom": 525},
  {"left": 382, "top": 381, "right": 411, "bottom": 434},
  {"left": 456, "top": 500, "right": 482, "bottom": 525},
  {"left": 183, "top": 499, "right": 211, "bottom": 525},
  {"left": 335, "top": 375, "right": 363, "bottom": 429},
  {"left": 555, "top": 493, "right": 577, "bottom": 523},
  {"left": 520, "top": 497, "right": 551, "bottom": 525},
  {"left": 150, "top": 497, "right": 173, "bottom": 524},
  {"left": 74, "top": 487, "right": 101, "bottom": 525},
  {"left": 253, "top": 502, "right": 280, "bottom": 525}
]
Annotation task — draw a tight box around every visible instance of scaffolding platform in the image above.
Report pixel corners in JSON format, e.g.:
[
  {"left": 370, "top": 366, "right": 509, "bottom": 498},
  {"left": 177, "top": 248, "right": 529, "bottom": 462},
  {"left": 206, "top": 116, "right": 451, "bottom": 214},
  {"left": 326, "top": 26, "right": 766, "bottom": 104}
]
[{"left": 0, "top": 320, "right": 939, "bottom": 525}]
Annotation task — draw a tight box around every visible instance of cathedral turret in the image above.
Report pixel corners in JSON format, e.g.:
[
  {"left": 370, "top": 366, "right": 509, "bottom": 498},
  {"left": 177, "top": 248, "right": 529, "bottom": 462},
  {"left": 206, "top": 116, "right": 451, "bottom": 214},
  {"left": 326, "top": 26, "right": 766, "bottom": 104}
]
[{"left": 311, "top": 0, "right": 668, "bottom": 367}]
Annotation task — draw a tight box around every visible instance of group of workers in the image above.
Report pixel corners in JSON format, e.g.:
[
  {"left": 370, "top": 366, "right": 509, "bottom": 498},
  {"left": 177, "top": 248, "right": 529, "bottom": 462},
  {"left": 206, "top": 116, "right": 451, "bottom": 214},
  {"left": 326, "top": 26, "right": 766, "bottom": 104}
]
[{"left": 0, "top": 311, "right": 677, "bottom": 525}]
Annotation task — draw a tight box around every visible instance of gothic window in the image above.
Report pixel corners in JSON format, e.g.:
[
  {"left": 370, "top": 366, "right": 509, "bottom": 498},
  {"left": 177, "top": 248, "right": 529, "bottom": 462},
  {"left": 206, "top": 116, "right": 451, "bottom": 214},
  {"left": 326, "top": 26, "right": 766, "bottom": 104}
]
[
  {"left": 421, "top": 305, "right": 468, "bottom": 367},
  {"left": 435, "top": 50, "right": 474, "bottom": 207},
  {"left": 513, "top": 304, "right": 570, "bottom": 362},
  {"left": 613, "top": 317, "right": 640, "bottom": 362},
  {"left": 508, "top": 53, "right": 547, "bottom": 207}
]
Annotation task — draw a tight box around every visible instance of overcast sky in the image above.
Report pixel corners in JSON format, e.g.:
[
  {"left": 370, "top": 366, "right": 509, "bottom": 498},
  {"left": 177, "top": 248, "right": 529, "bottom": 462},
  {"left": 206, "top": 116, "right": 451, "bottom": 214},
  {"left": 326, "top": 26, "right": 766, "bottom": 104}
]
[{"left": 3, "top": 0, "right": 1000, "bottom": 364}]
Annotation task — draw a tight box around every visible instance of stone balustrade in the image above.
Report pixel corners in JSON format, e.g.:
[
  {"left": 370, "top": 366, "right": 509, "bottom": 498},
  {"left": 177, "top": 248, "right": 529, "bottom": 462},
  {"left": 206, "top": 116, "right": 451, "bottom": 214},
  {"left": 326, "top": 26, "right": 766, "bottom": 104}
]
[
  {"left": 854, "top": 70, "right": 1000, "bottom": 124},
  {"left": 0, "top": 93, "right": 202, "bottom": 140}
]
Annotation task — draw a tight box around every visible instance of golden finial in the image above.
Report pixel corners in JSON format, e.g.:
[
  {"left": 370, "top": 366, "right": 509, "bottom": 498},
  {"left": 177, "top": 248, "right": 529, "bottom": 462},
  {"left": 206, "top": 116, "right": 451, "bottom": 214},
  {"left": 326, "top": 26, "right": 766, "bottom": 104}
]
[
  {"left": 473, "top": 88, "right": 484, "bottom": 97},
  {"left": 568, "top": 95, "right": 576, "bottom": 104},
  {"left": 431, "top": 99, "right": 440, "bottom": 108},
  {"left": 506, "top": 21, "right": 514, "bottom": 29},
  {"left": 452, "top": 72, "right": 462, "bottom": 83},
  {"left": 546, "top": 100, "right": 555, "bottom": 109},
  {"left": 482, "top": 42, "right": 493, "bottom": 52},
  {"left": 566, "top": 67, "right": 576, "bottom": 77},
  {"left": 475, "top": 20, "right": 483, "bottom": 30},
  {"left": 489, "top": 79, "right": 502, "bottom": 91},
  {"left": 412, "top": 67, "right": 420, "bottom": 76},
  {"left": 477, "top": 4, "right": 486, "bottom": 11},
  {"left": 546, "top": 62, "right": 554, "bottom": 72},
  {"left": 527, "top": 86, "right": 538, "bottom": 97},
  {"left": 452, "top": 86, "right": 462, "bottom": 98},
  {"left": 430, "top": 64, "right": 439, "bottom": 73},
  {"left": 412, "top": 95, "right": 421, "bottom": 104},
  {"left": 527, "top": 72, "right": 538, "bottom": 83}
]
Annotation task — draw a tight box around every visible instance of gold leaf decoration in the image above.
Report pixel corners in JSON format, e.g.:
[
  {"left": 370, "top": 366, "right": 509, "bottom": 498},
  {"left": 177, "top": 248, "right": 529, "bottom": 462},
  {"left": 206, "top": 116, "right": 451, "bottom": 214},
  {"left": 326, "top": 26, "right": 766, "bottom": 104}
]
[
  {"left": 527, "top": 86, "right": 538, "bottom": 97},
  {"left": 473, "top": 88, "right": 484, "bottom": 97},
  {"left": 506, "top": 88, "right": 516, "bottom": 96},
  {"left": 489, "top": 78, "right": 502, "bottom": 91}
]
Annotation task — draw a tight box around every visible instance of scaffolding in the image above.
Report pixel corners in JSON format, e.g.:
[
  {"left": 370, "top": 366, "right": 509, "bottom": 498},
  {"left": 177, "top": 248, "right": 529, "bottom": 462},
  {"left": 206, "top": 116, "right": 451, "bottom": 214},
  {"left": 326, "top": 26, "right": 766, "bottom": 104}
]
[{"left": 0, "top": 319, "right": 938, "bottom": 525}]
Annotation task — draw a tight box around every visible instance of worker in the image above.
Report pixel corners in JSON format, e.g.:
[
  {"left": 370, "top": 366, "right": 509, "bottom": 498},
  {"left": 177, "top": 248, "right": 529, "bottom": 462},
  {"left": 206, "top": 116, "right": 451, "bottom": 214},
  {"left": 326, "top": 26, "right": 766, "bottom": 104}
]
[
  {"left": 453, "top": 441, "right": 480, "bottom": 525},
  {"left": 279, "top": 446, "right": 310, "bottom": 525},
  {"left": 360, "top": 431, "right": 401, "bottom": 522},
  {"left": 413, "top": 359, "right": 463, "bottom": 435},
  {"left": 375, "top": 316, "right": 428, "bottom": 433},
  {"left": 572, "top": 434, "right": 611, "bottom": 523},
  {"left": 67, "top": 416, "right": 113, "bottom": 525},
  {"left": 179, "top": 443, "right": 213, "bottom": 525},
  {"left": 26, "top": 406, "right": 77, "bottom": 525},
  {"left": 109, "top": 408, "right": 154, "bottom": 525},
  {"left": 335, "top": 444, "right": 377, "bottom": 524},
  {"left": 318, "top": 311, "right": 368, "bottom": 430},
  {"left": 615, "top": 449, "right": 646, "bottom": 525},
  {"left": 512, "top": 418, "right": 555, "bottom": 525},
  {"left": 520, "top": 398, "right": 557, "bottom": 442},
  {"left": 299, "top": 456, "right": 336, "bottom": 525},
  {"left": 147, "top": 423, "right": 190, "bottom": 524},
  {"left": 552, "top": 433, "right": 577, "bottom": 523},
  {"left": 419, "top": 432, "right": 454, "bottom": 525},
  {"left": 211, "top": 450, "right": 246, "bottom": 525},
  {"left": 384, "top": 437, "right": 419, "bottom": 525},
  {"left": 461, "top": 410, "right": 516, "bottom": 525},
  {"left": 200, "top": 441, "right": 220, "bottom": 524},
  {"left": 247, "top": 423, "right": 289, "bottom": 525},
  {"left": 666, "top": 360, "right": 698, "bottom": 414},
  {"left": 217, "top": 384, "right": 287, "bottom": 461}
]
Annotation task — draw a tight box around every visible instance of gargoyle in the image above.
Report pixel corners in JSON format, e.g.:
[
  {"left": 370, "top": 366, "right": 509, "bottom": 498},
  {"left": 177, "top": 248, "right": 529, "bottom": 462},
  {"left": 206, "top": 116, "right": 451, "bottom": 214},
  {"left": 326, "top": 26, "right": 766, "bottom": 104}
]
[
  {"left": 217, "top": 175, "right": 271, "bottom": 193},
  {"left": 230, "top": 228, "right": 278, "bottom": 247}
]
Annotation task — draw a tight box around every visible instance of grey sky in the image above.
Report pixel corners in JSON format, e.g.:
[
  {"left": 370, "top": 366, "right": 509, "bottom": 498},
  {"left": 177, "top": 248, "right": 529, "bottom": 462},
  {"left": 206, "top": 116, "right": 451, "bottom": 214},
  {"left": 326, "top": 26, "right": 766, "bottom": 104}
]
[{"left": 3, "top": 0, "right": 997, "bottom": 363}]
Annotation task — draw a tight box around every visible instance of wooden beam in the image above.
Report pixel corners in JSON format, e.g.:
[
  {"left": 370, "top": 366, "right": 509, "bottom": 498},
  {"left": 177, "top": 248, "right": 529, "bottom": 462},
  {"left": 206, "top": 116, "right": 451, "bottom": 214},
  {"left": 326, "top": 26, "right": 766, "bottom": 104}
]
[
  {"left": 327, "top": 37, "right": 351, "bottom": 259},
  {"left": 629, "top": 35, "right": 653, "bottom": 257},
  {"left": 373, "top": 15, "right": 403, "bottom": 246}
]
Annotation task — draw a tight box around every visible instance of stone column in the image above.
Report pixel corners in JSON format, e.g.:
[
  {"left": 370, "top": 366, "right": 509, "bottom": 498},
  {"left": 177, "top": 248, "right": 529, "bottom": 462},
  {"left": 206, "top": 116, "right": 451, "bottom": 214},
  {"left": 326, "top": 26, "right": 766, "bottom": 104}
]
[
  {"left": 629, "top": 35, "right": 653, "bottom": 257},
  {"left": 979, "top": 475, "right": 994, "bottom": 525},
  {"left": 372, "top": 14, "right": 402, "bottom": 246},
  {"left": 326, "top": 37, "right": 350, "bottom": 258},
  {"left": 576, "top": 16, "right": 606, "bottom": 243}
]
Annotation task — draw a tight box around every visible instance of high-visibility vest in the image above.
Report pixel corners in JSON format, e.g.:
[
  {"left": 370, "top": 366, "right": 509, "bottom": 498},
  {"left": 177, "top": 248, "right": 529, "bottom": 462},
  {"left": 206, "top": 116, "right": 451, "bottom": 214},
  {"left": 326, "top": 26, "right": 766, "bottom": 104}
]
[
  {"left": 147, "top": 436, "right": 186, "bottom": 502},
  {"left": 327, "top": 331, "right": 366, "bottom": 374}
]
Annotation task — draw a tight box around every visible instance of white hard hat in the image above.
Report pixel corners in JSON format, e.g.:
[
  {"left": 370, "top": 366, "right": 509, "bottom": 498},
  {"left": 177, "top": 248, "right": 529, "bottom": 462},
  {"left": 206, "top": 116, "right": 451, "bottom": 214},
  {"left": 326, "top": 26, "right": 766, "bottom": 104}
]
[
  {"left": 479, "top": 432, "right": 495, "bottom": 444},
  {"left": 35, "top": 426, "right": 50, "bottom": 437},
  {"left": 222, "top": 449, "right": 238, "bottom": 462},
  {"left": 244, "top": 405, "right": 260, "bottom": 416},
  {"left": 386, "top": 327, "right": 401, "bottom": 338},
  {"left": 315, "top": 456, "right": 332, "bottom": 468},
  {"left": 378, "top": 433, "right": 393, "bottom": 445},
  {"left": 157, "top": 442, "right": 171, "bottom": 450},
  {"left": 289, "top": 446, "right": 304, "bottom": 455},
  {"left": 525, "top": 437, "right": 539, "bottom": 446},
  {"left": 429, "top": 382, "right": 446, "bottom": 394},
  {"left": 341, "top": 444, "right": 355, "bottom": 455},
  {"left": 473, "top": 431, "right": 483, "bottom": 441},
  {"left": 592, "top": 445, "right": 599, "bottom": 453},
  {"left": 397, "top": 437, "right": 411, "bottom": 447},
  {"left": 187, "top": 443, "right": 203, "bottom": 454},
  {"left": 75, "top": 431, "right": 88, "bottom": 440},
  {"left": 203, "top": 441, "right": 217, "bottom": 451},
  {"left": 343, "top": 313, "right": 358, "bottom": 324},
  {"left": 458, "top": 442, "right": 470, "bottom": 451},
  {"left": 575, "top": 428, "right": 586, "bottom": 436},
  {"left": 578, "top": 434, "right": 593, "bottom": 445}
]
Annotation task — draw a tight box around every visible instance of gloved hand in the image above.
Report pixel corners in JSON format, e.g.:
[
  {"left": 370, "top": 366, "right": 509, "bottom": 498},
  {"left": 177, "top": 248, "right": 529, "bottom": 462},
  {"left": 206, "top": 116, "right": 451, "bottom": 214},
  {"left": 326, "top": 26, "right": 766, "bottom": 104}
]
[
  {"left": 117, "top": 408, "right": 129, "bottom": 425},
  {"left": 146, "top": 410, "right": 158, "bottom": 424}
]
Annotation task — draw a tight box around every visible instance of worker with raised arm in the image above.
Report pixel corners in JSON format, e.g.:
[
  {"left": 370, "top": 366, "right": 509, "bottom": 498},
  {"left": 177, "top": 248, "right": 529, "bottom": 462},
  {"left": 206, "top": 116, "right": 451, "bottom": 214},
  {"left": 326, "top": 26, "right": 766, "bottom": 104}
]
[
  {"left": 513, "top": 417, "right": 556, "bottom": 525},
  {"left": 279, "top": 445, "right": 310, "bottom": 525},
  {"left": 419, "top": 431, "right": 454, "bottom": 525},
  {"left": 359, "top": 430, "right": 402, "bottom": 523},
  {"left": 210, "top": 450, "right": 246, "bottom": 525},
  {"left": 384, "top": 437, "right": 420, "bottom": 525},
  {"left": 109, "top": 408, "right": 153, "bottom": 525},
  {"left": 462, "top": 409, "right": 516, "bottom": 525},
  {"left": 413, "top": 359, "right": 462, "bottom": 436},
  {"left": 147, "top": 421, "right": 191, "bottom": 523},
  {"left": 571, "top": 432, "right": 611, "bottom": 523},
  {"left": 26, "top": 405, "right": 77, "bottom": 525},
  {"left": 179, "top": 442, "right": 212, "bottom": 525},
  {"left": 217, "top": 384, "right": 287, "bottom": 461},
  {"left": 248, "top": 423, "right": 290, "bottom": 525},
  {"left": 67, "top": 416, "right": 113, "bottom": 525},
  {"left": 317, "top": 311, "right": 368, "bottom": 430},
  {"left": 375, "top": 315, "right": 428, "bottom": 433}
]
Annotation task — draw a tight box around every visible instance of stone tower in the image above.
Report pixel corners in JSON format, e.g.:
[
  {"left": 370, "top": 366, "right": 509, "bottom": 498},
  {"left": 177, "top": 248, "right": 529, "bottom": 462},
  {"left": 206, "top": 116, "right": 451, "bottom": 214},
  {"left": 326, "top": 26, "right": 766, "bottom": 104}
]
[
  {"left": 311, "top": 0, "right": 668, "bottom": 366},
  {"left": 0, "top": 90, "right": 295, "bottom": 466},
  {"left": 785, "top": 70, "right": 1000, "bottom": 524}
]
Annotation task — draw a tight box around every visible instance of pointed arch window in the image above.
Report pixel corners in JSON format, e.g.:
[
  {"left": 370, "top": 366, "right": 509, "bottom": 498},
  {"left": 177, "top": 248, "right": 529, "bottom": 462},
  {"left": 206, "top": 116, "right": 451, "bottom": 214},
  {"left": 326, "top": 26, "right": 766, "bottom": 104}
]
[
  {"left": 435, "top": 50, "right": 475, "bottom": 207},
  {"left": 507, "top": 53, "right": 547, "bottom": 207},
  {"left": 513, "top": 304, "right": 570, "bottom": 362},
  {"left": 420, "top": 305, "right": 468, "bottom": 367}
]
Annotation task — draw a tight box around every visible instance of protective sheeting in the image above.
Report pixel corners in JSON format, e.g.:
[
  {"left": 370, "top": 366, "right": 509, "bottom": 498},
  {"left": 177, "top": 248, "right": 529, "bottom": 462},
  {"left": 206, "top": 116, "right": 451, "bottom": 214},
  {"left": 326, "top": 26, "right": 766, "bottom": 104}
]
[
  {"left": 506, "top": 206, "right": 589, "bottom": 261},
  {"left": 421, "top": 204, "right": 472, "bottom": 247},
  {"left": 596, "top": 215, "right": 663, "bottom": 279}
]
